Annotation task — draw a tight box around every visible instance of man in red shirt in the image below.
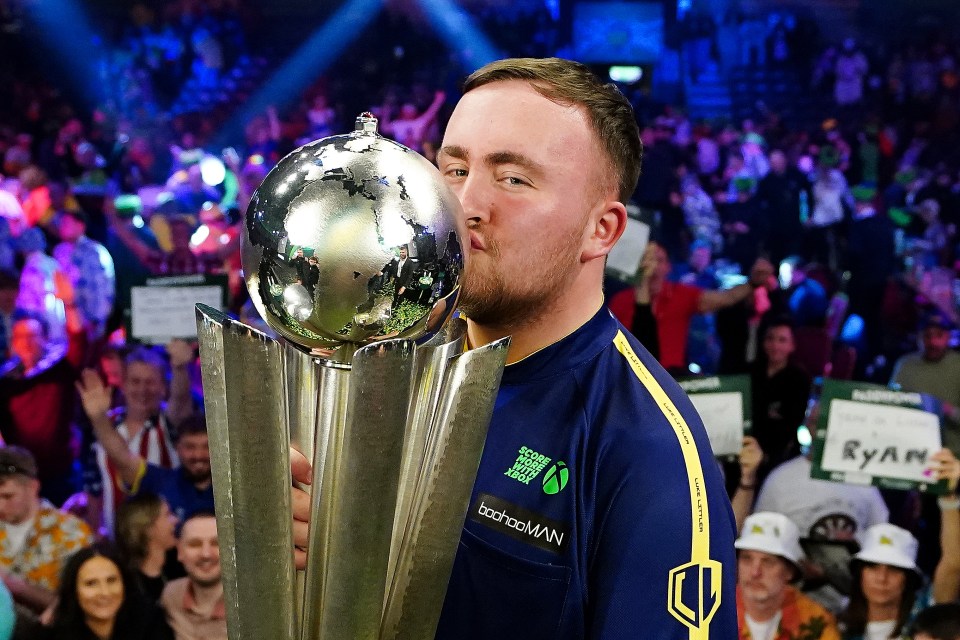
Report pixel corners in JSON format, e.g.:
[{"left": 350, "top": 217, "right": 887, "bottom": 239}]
[{"left": 607, "top": 241, "right": 772, "bottom": 373}]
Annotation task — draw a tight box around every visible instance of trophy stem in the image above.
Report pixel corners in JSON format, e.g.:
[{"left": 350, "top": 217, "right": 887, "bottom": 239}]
[
  {"left": 302, "top": 341, "right": 416, "bottom": 640},
  {"left": 299, "top": 362, "right": 350, "bottom": 640}
]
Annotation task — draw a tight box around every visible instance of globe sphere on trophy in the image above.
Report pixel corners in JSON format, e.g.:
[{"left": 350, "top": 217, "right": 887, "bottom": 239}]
[{"left": 195, "top": 114, "right": 509, "bottom": 640}]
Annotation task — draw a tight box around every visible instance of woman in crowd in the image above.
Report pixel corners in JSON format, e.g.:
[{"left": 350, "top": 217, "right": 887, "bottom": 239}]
[
  {"left": 115, "top": 493, "right": 180, "bottom": 601},
  {"left": 43, "top": 545, "right": 172, "bottom": 640},
  {"left": 840, "top": 449, "right": 960, "bottom": 639}
]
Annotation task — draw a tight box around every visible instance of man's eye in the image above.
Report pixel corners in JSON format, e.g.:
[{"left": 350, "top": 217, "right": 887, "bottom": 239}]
[{"left": 445, "top": 168, "right": 467, "bottom": 177}]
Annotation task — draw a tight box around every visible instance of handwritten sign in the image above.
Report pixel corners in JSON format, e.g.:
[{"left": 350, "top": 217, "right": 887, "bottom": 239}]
[
  {"left": 678, "top": 375, "right": 752, "bottom": 458},
  {"left": 811, "top": 379, "right": 946, "bottom": 493},
  {"left": 130, "top": 275, "right": 226, "bottom": 343}
]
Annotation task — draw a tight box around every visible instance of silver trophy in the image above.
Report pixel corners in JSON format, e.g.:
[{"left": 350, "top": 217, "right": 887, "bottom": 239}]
[{"left": 196, "top": 113, "right": 509, "bottom": 640}]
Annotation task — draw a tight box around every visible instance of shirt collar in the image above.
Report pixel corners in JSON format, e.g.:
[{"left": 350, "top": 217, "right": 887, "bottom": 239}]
[{"left": 500, "top": 306, "right": 618, "bottom": 384}]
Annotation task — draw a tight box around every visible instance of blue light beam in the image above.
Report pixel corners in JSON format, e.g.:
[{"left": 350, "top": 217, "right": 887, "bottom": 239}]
[
  {"left": 214, "top": 0, "right": 384, "bottom": 149},
  {"left": 23, "top": 0, "right": 107, "bottom": 110},
  {"left": 414, "top": 0, "right": 503, "bottom": 73}
]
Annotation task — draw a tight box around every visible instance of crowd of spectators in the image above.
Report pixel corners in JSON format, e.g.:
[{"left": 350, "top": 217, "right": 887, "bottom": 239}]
[{"left": 0, "top": 0, "right": 960, "bottom": 637}]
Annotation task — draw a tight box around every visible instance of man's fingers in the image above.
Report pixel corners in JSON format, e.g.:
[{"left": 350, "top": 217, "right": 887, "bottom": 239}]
[
  {"left": 291, "top": 446, "right": 313, "bottom": 485},
  {"left": 293, "top": 518, "right": 309, "bottom": 551},
  {"left": 292, "top": 486, "right": 311, "bottom": 521},
  {"left": 294, "top": 548, "right": 307, "bottom": 571}
]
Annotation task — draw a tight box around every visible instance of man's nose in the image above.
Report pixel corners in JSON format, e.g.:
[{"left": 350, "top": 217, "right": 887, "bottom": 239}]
[{"left": 455, "top": 174, "right": 491, "bottom": 226}]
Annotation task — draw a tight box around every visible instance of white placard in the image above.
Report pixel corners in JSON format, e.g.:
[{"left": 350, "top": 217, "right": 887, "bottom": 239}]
[
  {"left": 131, "top": 284, "right": 224, "bottom": 342},
  {"left": 687, "top": 391, "right": 744, "bottom": 458},
  {"left": 820, "top": 399, "right": 941, "bottom": 483},
  {"left": 606, "top": 217, "right": 650, "bottom": 279}
]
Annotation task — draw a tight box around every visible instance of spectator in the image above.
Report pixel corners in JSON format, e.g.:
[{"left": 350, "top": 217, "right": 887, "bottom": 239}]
[
  {"left": 834, "top": 38, "right": 869, "bottom": 107},
  {"left": 0, "top": 277, "right": 86, "bottom": 506},
  {"left": 750, "top": 319, "right": 811, "bottom": 471},
  {"left": 891, "top": 312, "right": 960, "bottom": 458},
  {"left": 607, "top": 241, "right": 773, "bottom": 373},
  {"left": 756, "top": 150, "right": 810, "bottom": 266},
  {"left": 52, "top": 209, "right": 116, "bottom": 340},
  {"left": 379, "top": 91, "right": 446, "bottom": 153},
  {"left": 81, "top": 344, "right": 191, "bottom": 535},
  {"left": 115, "top": 493, "right": 180, "bottom": 602},
  {"left": 160, "top": 512, "right": 226, "bottom": 640},
  {"left": 0, "top": 447, "right": 92, "bottom": 615},
  {"left": 14, "top": 228, "right": 65, "bottom": 345},
  {"left": 75, "top": 376, "right": 214, "bottom": 524},
  {"left": 42, "top": 544, "right": 173, "bottom": 640},
  {"left": 735, "top": 511, "right": 841, "bottom": 639}
]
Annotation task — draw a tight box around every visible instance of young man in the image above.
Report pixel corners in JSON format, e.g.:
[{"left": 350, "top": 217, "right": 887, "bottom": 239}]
[
  {"left": 0, "top": 446, "right": 92, "bottom": 613},
  {"left": 161, "top": 512, "right": 226, "bottom": 640},
  {"left": 292, "top": 57, "right": 737, "bottom": 638}
]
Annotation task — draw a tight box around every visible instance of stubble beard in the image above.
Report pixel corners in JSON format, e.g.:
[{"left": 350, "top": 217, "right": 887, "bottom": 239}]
[{"left": 458, "top": 225, "right": 580, "bottom": 330}]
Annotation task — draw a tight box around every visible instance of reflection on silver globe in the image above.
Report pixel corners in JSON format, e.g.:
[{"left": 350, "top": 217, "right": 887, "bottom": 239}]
[{"left": 242, "top": 112, "right": 464, "bottom": 360}]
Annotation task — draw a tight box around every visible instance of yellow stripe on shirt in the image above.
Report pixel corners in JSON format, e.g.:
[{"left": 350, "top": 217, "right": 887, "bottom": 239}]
[{"left": 614, "top": 331, "right": 721, "bottom": 639}]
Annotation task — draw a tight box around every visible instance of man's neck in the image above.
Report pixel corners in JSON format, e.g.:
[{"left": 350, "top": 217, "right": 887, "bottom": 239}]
[
  {"left": 8, "top": 500, "right": 39, "bottom": 528},
  {"left": 191, "top": 580, "right": 224, "bottom": 612},
  {"left": 465, "top": 285, "right": 604, "bottom": 365},
  {"left": 745, "top": 592, "right": 786, "bottom": 623}
]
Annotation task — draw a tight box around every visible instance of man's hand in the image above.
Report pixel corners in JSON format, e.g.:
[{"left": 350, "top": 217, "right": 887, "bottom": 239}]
[
  {"left": 166, "top": 338, "right": 194, "bottom": 368},
  {"left": 291, "top": 446, "right": 313, "bottom": 570},
  {"left": 739, "top": 436, "right": 763, "bottom": 487},
  {"left": 53, "top": 271, "right": 75, "bottom": 307},
  {"left": 930, "top": 448, "right": 960, "bottom": 492},
  {"left": 75, "top": 369, "right": 112, "bottom": 420}
]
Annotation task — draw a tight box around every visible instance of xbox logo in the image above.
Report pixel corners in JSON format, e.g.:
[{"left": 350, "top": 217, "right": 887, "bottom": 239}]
[{"left": 542, "top": 461, "right": 569, "bottom": 495}]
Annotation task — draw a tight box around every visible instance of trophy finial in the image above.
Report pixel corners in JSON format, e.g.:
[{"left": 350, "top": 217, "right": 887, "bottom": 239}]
[{"left": 355, "top": 111, "right": 379, "bottom": 135}]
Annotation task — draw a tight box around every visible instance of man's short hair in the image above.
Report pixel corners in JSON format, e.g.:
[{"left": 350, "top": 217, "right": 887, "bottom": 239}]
[
  {"left": 0, "top": 446, "right": 38, "bottom": 481},
  {"left": 909, "top": 603, "right": 960, "bottom": 639},
  {"left": 176, "top": 413, "right": 208, "bottom": 440},
  {"left": 463, "top": 57, "right": 642, "bottom": 202},
  {"left": 125, "top": 346, "right": 171, "bottom": 382}
]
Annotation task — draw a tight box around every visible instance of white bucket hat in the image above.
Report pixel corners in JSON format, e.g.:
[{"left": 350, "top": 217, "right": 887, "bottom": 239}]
[
  {"left": 735, "top": 512, "right": 804, "bottom": 567},
  {"left": 854, "top": 523, "right": 919, "bottom": 574}
]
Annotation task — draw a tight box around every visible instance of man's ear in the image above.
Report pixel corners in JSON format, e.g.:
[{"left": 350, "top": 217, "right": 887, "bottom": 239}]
[{"left": 581, "top": 200, "right": 627, "bottom": 262}]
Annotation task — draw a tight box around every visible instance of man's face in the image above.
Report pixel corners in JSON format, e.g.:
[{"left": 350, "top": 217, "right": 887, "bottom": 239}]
[
  {"left": 860, "top": 563, "right": 906, "bottom": 609},
  {"left": 737, "top": 549, "right": 793, "bottom": 609},
  {"left": 769, "top": 151, "right": 787, "bottom": 174},
  {"left": 689, "top": 246, "right": 711, "bottom": 273},
  {"left": 58, "top": 214, "right": 85, "bottom": 243},
  {"left": 10, "top": 319, "right": 46, "bottom": 368},
  {"left": 763, "top": 325, "right": 796, "bottom": 366},
  {"left": 176, "top": 433, "right": 211, "bottom": 483},
  {"left": 922, "top": 326, "right": 951, "bottom": 362},
  {"left": 123, "top": 362, "right": 166, "bottom": 416},
  {"left": 438, "top": 80, "right": 607, "bottom": 326},
  {"left": 178, "top": 516, "right": 221, "bottom": 587},
  {"left": 399, "top": 247, "right": 407, "bottom": 260},
  {"left": 0, "top": 477, "right": 36, "bottom": 525},
  {"left": 644, "top": 243, "right": 672, "bottom": 282}
]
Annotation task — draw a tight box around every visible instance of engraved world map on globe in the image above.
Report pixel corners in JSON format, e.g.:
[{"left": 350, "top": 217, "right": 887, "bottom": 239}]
[{"left": 241, "top": 115, "right": 464, "bottom": 361}]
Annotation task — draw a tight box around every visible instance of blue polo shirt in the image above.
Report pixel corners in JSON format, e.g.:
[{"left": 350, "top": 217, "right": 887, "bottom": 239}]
[
  {"left": 131, "top": 463, "right": 215, "bottom": 523},
  {"left": 436, "top": 307, "right": 737, "bottom": 639}
]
